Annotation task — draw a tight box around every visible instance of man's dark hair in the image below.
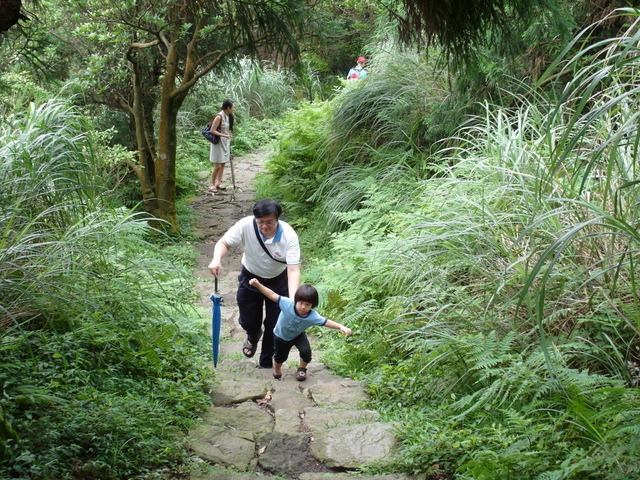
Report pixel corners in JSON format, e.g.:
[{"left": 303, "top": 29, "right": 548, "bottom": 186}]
[
  {"left": 253, "top": 199, "right": 282, "bottom": 219},
  {"left": 294, "top": 285, "right": 319, "bottom": 308}
]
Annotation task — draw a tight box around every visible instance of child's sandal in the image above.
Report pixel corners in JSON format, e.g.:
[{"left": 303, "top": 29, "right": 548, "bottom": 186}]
[{"left": 296, "top": 367, "right": 307, "bottom": 382}]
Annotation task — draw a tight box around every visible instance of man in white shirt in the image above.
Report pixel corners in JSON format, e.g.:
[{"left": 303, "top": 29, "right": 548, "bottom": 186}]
[{"left": 208, "top": 199, "right": 301, "bottom": 368}]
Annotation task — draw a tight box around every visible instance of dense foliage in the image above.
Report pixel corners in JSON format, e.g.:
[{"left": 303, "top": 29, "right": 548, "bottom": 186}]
[
  {"left": 4, "top": 0, "right": 640, "bottom": 479},
  {"left": 256, "top": 9, "right": 640, "bottom": 480},
  {"left": 0, "top": 100, "right": 212, "bottom": 479}
]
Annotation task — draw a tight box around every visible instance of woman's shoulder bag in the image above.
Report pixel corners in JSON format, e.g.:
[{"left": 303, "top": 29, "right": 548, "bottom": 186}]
[{"left": 201, "top": 114, "right": 222, "bottom": 144}]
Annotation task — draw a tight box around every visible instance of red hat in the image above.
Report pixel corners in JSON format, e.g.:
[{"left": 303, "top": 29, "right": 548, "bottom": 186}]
[{"left": 357, "top": 57, "right": 367, "bottom": 63}]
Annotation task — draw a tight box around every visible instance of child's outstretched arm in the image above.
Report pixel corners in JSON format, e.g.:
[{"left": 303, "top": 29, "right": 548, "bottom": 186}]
[
  {"left": 324, "top": 320, "right": 352, "bottom": 336},
  {"left": 248, "top": 278, "right": 279, "bottom": 303}
]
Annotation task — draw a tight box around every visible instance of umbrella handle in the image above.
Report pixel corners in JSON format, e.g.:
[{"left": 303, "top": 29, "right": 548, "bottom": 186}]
[{"left": 215, "top": 276, "right": 218, "bottom": 293}]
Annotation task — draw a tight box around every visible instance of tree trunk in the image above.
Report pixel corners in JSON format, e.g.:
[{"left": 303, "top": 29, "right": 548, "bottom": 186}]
[
  {"left": 150, "top": 31, "right": 189, "bottom": 235},
  {"left": 153, "top": 95, "right": 179, "bottom": 234},
  {"left": 0, "top": 0, "right": 28, "bottom": 32},
  {"left": 126, "top": 17, "right": 252, "bottom": 235},
  {"left": 127, "top": 35, "right": 186, "bottom": 234},
  {"left": 128, "top": 48, "right": 161, "bottom": 227}
]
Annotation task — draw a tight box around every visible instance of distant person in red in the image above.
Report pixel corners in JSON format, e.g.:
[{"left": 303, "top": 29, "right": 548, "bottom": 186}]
[{"left": 347, "top": 57, "right": 367, "bottom": 80}]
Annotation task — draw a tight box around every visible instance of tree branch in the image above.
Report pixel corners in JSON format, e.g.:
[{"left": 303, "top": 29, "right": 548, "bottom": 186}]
[{"left": 131, "top": 39, "right": 159, "bottom": 49}]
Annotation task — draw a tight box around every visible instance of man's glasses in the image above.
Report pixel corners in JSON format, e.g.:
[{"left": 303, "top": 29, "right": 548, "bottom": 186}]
[{"left": 256, "top": 220, "right": 277, "bottom": 227}]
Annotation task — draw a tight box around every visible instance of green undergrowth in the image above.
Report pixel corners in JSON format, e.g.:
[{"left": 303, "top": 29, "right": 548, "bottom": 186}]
[
  {"left": 0, "top": 99, "right": 213, "bottom": 479},
  {"left": 2, "top": 314, "right": 210, "bottom": 479},
  {"left": 257, "top": 19, "right": 640, "bottom": 480}
]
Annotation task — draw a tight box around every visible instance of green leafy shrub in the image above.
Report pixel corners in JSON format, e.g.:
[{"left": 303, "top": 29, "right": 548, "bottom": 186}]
[
  {"left": 2, "top": 317, "right": 209, "bottom": 479},
  {"left": 255, "top": 101, "right": 333, "bottom": 221},
  {"left": 0, "top": 99, "right": 211, "bottom": 479}
]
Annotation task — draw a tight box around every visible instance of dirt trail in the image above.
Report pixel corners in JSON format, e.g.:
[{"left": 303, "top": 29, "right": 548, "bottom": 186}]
[
  {"left": 185, "top": 148, "right": 418, "bottom": 480},
  {"left": 189, "top": 149, "right": 267, "bottom": 314}
]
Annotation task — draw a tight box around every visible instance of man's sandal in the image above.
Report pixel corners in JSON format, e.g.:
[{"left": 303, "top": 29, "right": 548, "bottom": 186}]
[
  {"left": 272, "top": 373, "right": 282, "bottom": 381},
  {"left": 242, "top": 339, "right": 256, "bottom": 358},
  {"left": 296, "top": 367, "right": 307, "bottom": 382}
]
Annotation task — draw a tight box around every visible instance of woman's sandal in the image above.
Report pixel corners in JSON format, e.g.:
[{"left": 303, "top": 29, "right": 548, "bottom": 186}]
[
  {"left": 242, "top": 339, "right": 256, "bottom": 358},
  {"left": 272, "top": 373, "right": 282, "bottom": 381},
  {"left": 296, "top": 367, "right": 307, "bottom": 382},
  {"left": 216, "top": 184, "right": 227, "bottom": 190}
]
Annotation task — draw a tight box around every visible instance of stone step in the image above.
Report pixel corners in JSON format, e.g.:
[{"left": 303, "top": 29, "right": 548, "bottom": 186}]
[
  {"left": 300, "top": 474, "right": 426, "bottom": 480},
  {"left": 189, "top": 395, "right": 402, "bottom": 476},
  {"left": 190, "top": 469, "right": 426, "bottom": 480},
  {"left": 300, "top": 472, "right": 426, "bottom": 480}
]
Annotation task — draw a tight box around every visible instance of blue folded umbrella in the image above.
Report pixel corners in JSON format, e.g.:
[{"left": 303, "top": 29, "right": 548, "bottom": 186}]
[{"left": 210, "top": 277, "right": 222, "bottom": 367}]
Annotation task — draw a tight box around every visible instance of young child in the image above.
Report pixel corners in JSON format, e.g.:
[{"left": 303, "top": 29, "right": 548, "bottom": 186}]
[{"left": 248, "top": 278, "right": 352, "bottom": 381}]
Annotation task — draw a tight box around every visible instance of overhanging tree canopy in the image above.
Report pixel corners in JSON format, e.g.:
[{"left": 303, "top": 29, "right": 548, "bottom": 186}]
[
  {"left": 390, "top": 0, "right": 554, "bottom": 59},
  {"left": 58, "top": 0, "right": 306, "bottom": 233},
  {"left": 0, "top": 0, "right": 28, "bottom": 32}
]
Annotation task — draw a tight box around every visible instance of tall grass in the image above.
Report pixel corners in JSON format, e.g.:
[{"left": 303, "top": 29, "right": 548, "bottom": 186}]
[
  {"left": 256, "top": 47, "right": 458, "bottom": 231},
  {"left": 178, "top": 57, "right": 301, "bottom": 157},
  {"left": 183, "top": 57, "right": 298, "bottom": 123},
  {"left": 261, "top": 9, "right": 640, "bottom": 480},
  {"left": 327, "top": 48, "right": 456, "bottom": 163},
  {"left": 224, "top": 58, "right": 298, "bottom": 120},
  {"left": 0, "top": 99, "right": 210, "bottom": 479}
]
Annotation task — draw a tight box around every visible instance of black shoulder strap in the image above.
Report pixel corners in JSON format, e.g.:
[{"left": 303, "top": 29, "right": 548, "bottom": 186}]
[{"left": 253, "top": 219, "right": 287, "bottom": 264}]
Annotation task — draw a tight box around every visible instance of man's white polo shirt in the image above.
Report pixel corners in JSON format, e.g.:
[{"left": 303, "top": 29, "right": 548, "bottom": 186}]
[{"left": 221, "top": 216, "right": 300, "bottom": 279}]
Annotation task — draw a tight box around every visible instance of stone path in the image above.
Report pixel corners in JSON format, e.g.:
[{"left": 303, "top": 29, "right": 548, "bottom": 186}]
[{"left": 185, "top": 149, "right": 423, "bottom": 480}]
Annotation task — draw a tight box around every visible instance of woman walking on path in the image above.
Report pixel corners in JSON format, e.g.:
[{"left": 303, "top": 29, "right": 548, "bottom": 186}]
[{"left": 209, "top": 99, "right": 234, "bottom": 194}]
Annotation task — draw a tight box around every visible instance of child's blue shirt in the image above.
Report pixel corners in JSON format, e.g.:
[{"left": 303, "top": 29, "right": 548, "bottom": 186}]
[{"left": 274, "top": 296, "right": 327, "bottom": 341}]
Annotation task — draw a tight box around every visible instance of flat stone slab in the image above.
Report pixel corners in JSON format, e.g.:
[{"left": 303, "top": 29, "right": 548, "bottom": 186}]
[
  {"left": 258, "top": 432, "right": 329, "bottom": 477},
  {"left": 188, "top": 425, "right": 256, "bottom": 471},
  {"left": 269, "top": 383, "right": 315, "bottom": 412},
  {"left": 303, "top": 407, "right": 379, "bottom": 431},
  {"left": 310, "top": 422, "right": 399, "bottom": 469},
  {"left": 306, "top": 379, "right": 370, "bottom": 408},
  {"left": 299, "top": 475, "right": 427, "bottom": 480},
  {"left": 210, "top": 379, "right": 271, "bottom": 405},
  {"left": 200, "top": 402, "right": 274, "bottom": 437},
  {"left": 191, "top": 472, "right": 260, "bottom": 480},
  {"left": 214, "top": 358, "right": 267, "bottom": 375},
  {"left": 218, "top": 341, "right": 244, "bottom": 357},
  {"left": 274, "top": 408, "right": 304, "bottom": 434}
]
